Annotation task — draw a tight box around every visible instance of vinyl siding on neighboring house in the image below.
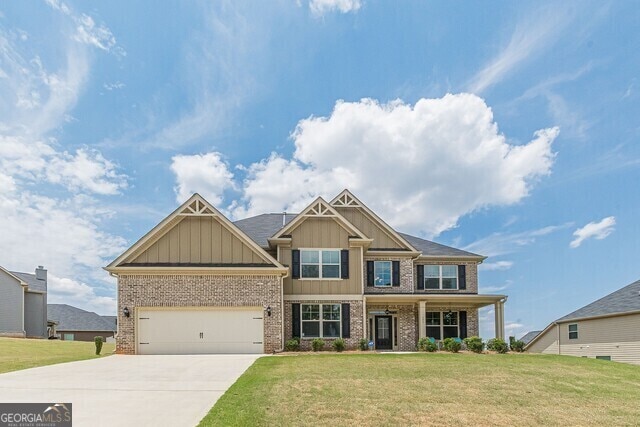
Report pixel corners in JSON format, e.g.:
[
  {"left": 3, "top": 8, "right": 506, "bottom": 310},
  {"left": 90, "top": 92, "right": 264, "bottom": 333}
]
[
  {"left": 334, "top": 207, "right": 405, "bottom": 249},
  {"left": 282, "top": 217, "right": 362, "bottom": 295},
  {"left": 0, "top": 270, "right": 24, "bottom": 336},
  {"left": 24, "top": 292, "right": 46, "bottom": 338},
  {"left": 526, "top": 325, "right": 560, "bottom": 354},
  {"left": 130, "top": 216, "right": 267, "bottom": 265}
]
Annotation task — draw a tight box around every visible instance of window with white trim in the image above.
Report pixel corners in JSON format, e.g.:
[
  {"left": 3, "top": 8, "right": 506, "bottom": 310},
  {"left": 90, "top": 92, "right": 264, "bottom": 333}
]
[
  {"left": 568, "top": 324, "right": 578, "bottom": 340},
  {"left": 425, "top": 311, "right": 459, "bottom": 340},
  {"left": 301, "top": 250, "right": 340, "bottom": 279},
  {"left": 374, "top": 261, "right": 392, "bottom": 287},
  {"left": 425, "top": 265, "right": 458, "bottom": 289},
  {"left": 301, "top": 304, "right": 341, "bottom": 338}
]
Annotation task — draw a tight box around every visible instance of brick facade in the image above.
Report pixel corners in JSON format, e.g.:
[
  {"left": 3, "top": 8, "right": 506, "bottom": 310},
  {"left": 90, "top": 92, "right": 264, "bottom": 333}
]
[
  {"left": 414, "top": 261, "right": 478, "bottom": 294},
  {"left": 284, "top": 300, "right": 364, "bottom": 350},
  {"left": 363, "top": 257, "right": 414, "bottom": 294},
  {"left": 367, "top": 304, "right": 417, "bottom": 351},
  {"left": 424, "top": 305, "right": 480, "bottom": 338},
  {"left": 117, "top": 274, "right": 282, "bottom": 354}
]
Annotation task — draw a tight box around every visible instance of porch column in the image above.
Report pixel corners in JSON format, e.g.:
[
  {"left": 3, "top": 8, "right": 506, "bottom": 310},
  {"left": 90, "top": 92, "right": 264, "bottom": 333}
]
[
  {"left": 494, "top": 301, "right": 505, "bottom": 339},
  {"left": 418, "top": 301, "right": 426, "bottom": 339}
]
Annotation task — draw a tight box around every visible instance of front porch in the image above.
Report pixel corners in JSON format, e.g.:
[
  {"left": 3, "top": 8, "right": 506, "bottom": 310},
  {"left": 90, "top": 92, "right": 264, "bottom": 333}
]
[{"left": 363, "top": 294, "right": 506, "bottom": 351}]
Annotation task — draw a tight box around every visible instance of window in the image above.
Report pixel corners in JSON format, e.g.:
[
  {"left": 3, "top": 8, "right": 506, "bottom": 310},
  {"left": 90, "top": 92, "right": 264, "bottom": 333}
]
[
  {"left": 426, "top": 312, "right": 459, "bottom": 340},
  {"left": 301, "top": 250, "right": 340, "bottom": 279},
  {"left": 64, "top": 333, "right": 75, "bottom": 341},
  {"left": 595, "top": 356, "right": 611, "bottom": 361},
  {"left": 301, "top": 304, "right": 341, "bottom": 338},
  {"left": 568, "top": 324, "right": 578, "bottom": 340},
  {"left": 425, "top": 265, "right": 458, "bottom": 290},
  {"left": 374, "top": 261, "right": 392, "bottom": 287}
]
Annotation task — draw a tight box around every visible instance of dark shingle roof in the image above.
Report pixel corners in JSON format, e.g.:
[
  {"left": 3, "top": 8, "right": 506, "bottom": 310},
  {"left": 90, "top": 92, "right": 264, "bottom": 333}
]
[
  {"left": 47, "top": 304, "right": 116, "bottom": 332},
  {"left": 398, "top": 233, "right": 484, "bottom": 258},
  {"left": 556, "top": 279, "right": 640, "bottom": 322},
  {"left": 233, "top": 213, "right": 483, "bottom": 258},
  {"left": 234, "top": 213, "right": 297, "bottom": 247},
  {"left": 520, "top": 330, "right": 542, "bottom": 345},
  {"left": 10, "top": 272, "right": 47, "bottom": 292}
]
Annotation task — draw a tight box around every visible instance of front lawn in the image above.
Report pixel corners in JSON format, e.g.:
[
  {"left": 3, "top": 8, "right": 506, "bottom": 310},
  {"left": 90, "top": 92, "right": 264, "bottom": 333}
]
[
  {"left": 200, "top": 353, "right": 640, "bottom": 426},
  {"left": 0, "top": 337, "right": 115, "bottom": 374}
]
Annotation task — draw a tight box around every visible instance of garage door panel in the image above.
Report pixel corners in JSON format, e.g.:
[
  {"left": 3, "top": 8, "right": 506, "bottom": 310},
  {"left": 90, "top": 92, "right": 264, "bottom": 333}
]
[{"left": 137, "top": 308, "right": 264, "bottom": 355}]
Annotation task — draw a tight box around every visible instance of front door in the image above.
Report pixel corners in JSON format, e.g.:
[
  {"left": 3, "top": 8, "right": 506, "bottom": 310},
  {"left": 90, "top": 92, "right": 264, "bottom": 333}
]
[{"left": 375, "top": 316, "right": 392, "bottom": 350}]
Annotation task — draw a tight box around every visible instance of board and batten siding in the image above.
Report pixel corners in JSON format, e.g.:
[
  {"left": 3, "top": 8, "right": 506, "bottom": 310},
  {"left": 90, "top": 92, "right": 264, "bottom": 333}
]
[
  {"left": 282, "top": 217, "right": 362, "bottom": 295},
  {"left": 334, "top": 207, "right": 404, "bottom": 249},
  {"left": 0, "top": 270, "right": 25, "bottom": 336},
  {"left": 131, "top": 216, "right": 266, "bottom": 265},
  {"left": 528, "top": 313, "right": 640, "bottom": 365}
]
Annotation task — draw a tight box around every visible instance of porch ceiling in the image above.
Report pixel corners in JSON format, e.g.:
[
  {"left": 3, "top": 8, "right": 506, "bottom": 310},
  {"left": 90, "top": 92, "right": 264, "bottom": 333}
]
[{"left": 364, "top": 293, "right": 507, "bottom": 308}]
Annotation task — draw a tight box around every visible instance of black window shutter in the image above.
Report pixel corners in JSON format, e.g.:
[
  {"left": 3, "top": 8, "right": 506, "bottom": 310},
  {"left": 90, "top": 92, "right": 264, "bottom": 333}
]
[
  {"left": 292, "top": 303, "right": 301, "bottom": 338},
  {"left": 417, "top": 265, "right": 424, "bottom": 290},
  {"left": 341, "top": 249, "right": 349, "bottom": 279},
  {"left": 291, "top": 250, "right": 300, "bottom": 279},
  {"left": 366, "top": 261, "right": 374, "bottom": 287},
  {"left": 392, "top": 261, "right": 400, "bottom": 286},
  {"left": 459, "top": 311, "right": 467, "bottom": 339},
  {"left": 341, "top": 303, "right": 350, "bottom": 338},
  {"left": 458, "top": 265, "right": 466, "bottom": 290}
]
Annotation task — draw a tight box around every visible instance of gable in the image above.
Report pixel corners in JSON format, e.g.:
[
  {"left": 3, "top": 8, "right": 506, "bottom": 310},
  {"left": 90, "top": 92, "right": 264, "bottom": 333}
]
[
  {"left": 0, "top": 267, "right": 26, "bottom": 288},
  {"left": 290, "top": 217, "right": 352, "bottom": 248},
  {"left": 106, "top": 194, "right": 285, "bottom": 272}
]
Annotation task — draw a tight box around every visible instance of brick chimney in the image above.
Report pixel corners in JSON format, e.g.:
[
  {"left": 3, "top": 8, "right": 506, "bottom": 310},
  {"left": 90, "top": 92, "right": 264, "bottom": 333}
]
[{"left": 35, "top": 265, "right": 47, "bottom": 284}]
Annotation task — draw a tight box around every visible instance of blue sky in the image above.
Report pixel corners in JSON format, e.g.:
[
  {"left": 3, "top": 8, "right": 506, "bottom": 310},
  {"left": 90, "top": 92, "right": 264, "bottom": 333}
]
[{"left": 1, "top": 1, "right": 638, "bottom": 339}]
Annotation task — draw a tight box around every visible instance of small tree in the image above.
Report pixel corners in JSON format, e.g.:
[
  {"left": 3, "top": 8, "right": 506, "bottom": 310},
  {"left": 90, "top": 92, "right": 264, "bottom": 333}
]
[{"left": 94, "top": 336, "right": 104, "bottom": 355}]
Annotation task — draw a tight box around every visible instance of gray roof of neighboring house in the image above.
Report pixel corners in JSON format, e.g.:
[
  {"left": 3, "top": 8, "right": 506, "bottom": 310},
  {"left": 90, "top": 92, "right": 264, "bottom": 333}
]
[
  {"left": 555, "top": 279, "right": 640, "bottom": 322},
  {"left": 233, "top": 213, "right": 483, "bottom": 258},
  {"left": 234, "top": 213, "right": 297, "bottom": 248},
  {"left": 520, "top": 330, "right": 542, "bottom": 345},
  {"left": 10, "top": 272, "right": 47, "bottom": 293},
  {"left": 101, "top": 315, "right": 117, "bottom": 330},
  {"left": 47, "top": 304, "right": 116, "bottom": 332}
]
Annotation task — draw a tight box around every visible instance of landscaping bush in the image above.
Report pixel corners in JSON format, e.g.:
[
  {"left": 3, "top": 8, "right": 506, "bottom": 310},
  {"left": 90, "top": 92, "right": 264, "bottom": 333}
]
[
  {"left": 285, "top": 338, "right": 300, "bottom": 351},
  {"left": 490, "top": 338, "right": 509, "bottom": 354},
  {"left": 94, "top": 336, "right": 103, "bottom": 355},
  {"left": 311, "top": 338, "right": 325, "bottom": 352},
  {"left": 442, "top": 338, "right": 461, "bottom": 353},
  {"left": 359, "top": 338, "right": 368, "bottom": 351},
  {"left": 332, "top": 338, "right": 346, "bottom": 352},
  {"left": 417, "top": 337, "right": 438, "bottom": 352},
  {"left": 463, "top": 336, "right": 485, "bottom": 353},
  {"left": 510, "top": 339, "right": 525, "bottom": 353}
]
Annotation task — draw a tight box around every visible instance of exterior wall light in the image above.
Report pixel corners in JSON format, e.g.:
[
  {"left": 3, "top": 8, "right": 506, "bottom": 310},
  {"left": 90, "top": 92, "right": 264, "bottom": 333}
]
[
  {"left": 266, "top": 306, "right": 272, "bottom": 317},
  {"left": 123, "top": 307, "right": 130, "bottom": 318}
]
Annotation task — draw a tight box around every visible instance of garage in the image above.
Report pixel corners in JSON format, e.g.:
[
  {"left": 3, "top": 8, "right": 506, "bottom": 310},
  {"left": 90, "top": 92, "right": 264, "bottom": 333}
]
[{"left": 136, "top": 308, "right": 264, "bottom": 354}]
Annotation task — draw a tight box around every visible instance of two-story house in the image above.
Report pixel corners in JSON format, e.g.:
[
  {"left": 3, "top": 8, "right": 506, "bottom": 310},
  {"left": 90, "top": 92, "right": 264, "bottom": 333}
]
[{"left": 106, "top": 190, "right": 506, "bottom": 354}]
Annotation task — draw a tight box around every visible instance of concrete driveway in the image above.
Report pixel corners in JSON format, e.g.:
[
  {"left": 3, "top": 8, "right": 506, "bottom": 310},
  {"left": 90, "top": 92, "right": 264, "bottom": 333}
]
[{"left": 0, "top": 354, "right": 261, "bottom": 427}]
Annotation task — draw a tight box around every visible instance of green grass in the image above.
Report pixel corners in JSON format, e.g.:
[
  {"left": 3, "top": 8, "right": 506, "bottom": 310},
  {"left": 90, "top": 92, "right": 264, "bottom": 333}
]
[
  {"left": 0, "top": 337, "right": 115, "bottom": 374},
  {"left": 199, "top": 352, "right": 640, "bottom": 426}
]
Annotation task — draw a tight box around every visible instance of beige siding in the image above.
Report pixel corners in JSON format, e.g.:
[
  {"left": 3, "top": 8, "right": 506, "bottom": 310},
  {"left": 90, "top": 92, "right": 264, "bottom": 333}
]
[
  {"left": 0, "top": 270, "right": 24, "bottom": 335},
  {"left": 282, "top": 217, "right": 362, "bottom": 295},
  {"left": 527, "top": 325, "right": 559, "bottom": 354},
  {"left": 335, "top": 207, "right": 404, "bottom": 249},
  {"left": 130, "top": 216, "right": 265, "bottom": 265}
]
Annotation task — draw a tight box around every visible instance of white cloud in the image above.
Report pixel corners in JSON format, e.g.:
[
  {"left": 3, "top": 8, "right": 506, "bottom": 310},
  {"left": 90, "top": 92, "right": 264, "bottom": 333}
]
[
  {"left": 231, "top": 94, "right": 557, "bottom": 237},
  {"left": 480, "top": 261, "right": 514, "bottom": 271},
  {"left": 48, "top": 275, "right": 116, "bottom": 315},
  {"left": 171, "top": 152, "right": 235, "bottom": 204},
  {"left": 464, "top": 223, "right": 572, "bottom": 257},
  {"left": 309, "top": 0, "right": 362, "bottom": 16},
  {"left": 570, "top": 216, "right": 616, "bottom": 248},
  {"left": 467, "top": 5, "right": 573, "bottom": 94}
]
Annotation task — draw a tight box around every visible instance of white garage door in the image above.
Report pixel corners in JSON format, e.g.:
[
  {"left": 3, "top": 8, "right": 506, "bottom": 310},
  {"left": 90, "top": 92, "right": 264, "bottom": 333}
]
[{"left": 137, "top": 308, "right": 264, "bottom": 355}]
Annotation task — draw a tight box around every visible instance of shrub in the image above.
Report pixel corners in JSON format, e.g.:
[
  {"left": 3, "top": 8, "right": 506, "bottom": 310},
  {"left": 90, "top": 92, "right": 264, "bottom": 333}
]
[
  {"left": 442, "top": 338, "right": 461, "bottom": 353},
  {"left": 359, "top": 338, "right": 368, "bottom": 351},
  {"left": 490, "top": 338, "right": 509, "bottom": 354},
  {"left": 285, "top": 337, "right": 300, "bottom": 351},
  {"left": 510, "top": 339, "right": 525, "bottom": 353},
  {"left": 311, "top": 338, "right": 325, "bottom": 352},
  {"left": 463, "top": 336, "right": 484, "bottom": 353},
  {"left": 486, "top": 338, "right": 497, "bottom": 351},
  {"left": 94, "top": 336, "right": 104, "bottom": 355},
  {"left": 417, "top": 337, "right": 438, "bottom": 352},
  {"left": 333, "top": 338, "right": 346, "bottom": 352}
]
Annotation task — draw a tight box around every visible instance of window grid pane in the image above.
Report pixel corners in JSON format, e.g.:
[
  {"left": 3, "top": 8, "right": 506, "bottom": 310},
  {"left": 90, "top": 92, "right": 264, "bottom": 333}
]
[{"left": 374, "top": 261, "right": 392, "bottom": 287}]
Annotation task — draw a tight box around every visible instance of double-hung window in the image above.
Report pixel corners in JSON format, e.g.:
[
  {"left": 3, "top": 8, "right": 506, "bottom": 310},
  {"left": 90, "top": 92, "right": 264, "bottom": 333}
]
[
  {"left": 425, "top": 311, "right": 459, "bottom": 339},
  {"left": 425, "top": 265, "right": 458, "bottom": 289},
  {"left": 301, "top": 250, "right": 340, "bottom": 279},
  {"left": 374, "top": 261, "right": 392, "bottom": 287},
  {"left": 301, "top": 304, "right": 341, "bottom": 338},
  {"left": 568, "top": 324, "right": 578, "bottom": 340}
]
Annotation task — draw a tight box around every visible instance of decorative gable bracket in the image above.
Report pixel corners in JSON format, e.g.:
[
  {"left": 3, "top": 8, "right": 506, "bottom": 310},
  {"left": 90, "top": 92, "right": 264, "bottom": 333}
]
[{"left": 179, "top": 199, "right": 215, "bottom": 216}]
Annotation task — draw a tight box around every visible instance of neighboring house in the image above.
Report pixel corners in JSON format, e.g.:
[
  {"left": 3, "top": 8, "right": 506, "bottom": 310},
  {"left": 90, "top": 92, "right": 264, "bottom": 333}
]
[
  {"left": 105, "top": 190, "right": 506, "bottom": 355},
  {"left": 47, "top": 304, "right": 116, "bottom": 342},
  {"left": 519, "top": 330, "right": 541, "bottom": 345},
  {"left": 0, "top": 265, "right": 48, "bottom": 338},
  {"left": 526, "top": 279, "right": 640, "bottom": 364}
]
